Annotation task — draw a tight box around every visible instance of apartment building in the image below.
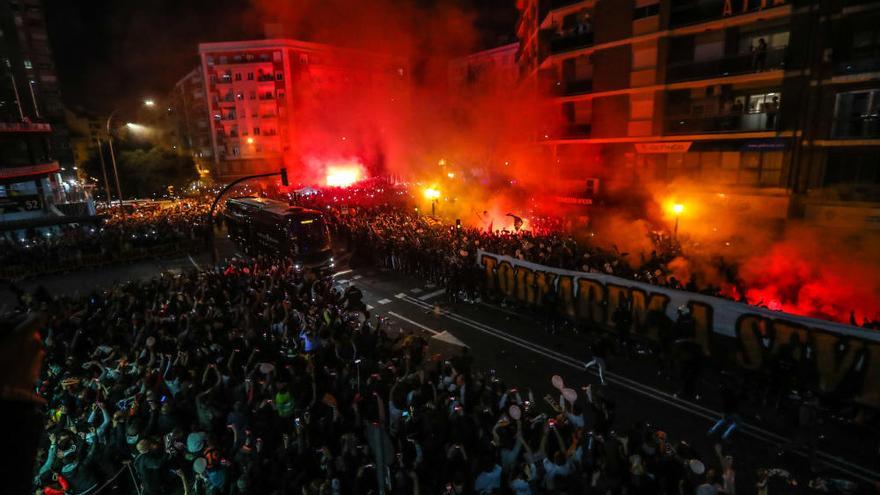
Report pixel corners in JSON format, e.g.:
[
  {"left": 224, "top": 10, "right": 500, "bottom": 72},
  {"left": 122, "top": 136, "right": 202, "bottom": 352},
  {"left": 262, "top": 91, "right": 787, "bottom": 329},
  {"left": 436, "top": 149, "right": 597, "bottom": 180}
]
[
  {"left": 449, "top": 42, "right": 519, "bottom": 87},
  {"left": 166, "top": 68, "right": 212, "bottom": 177},
  {"left": 0, "top": 0, "right": 73, "bottom": 172},
  {"left": 516, "top": 0, "right": 880, "bottom": 229},
  {"left": 198, "top": 39, "right": 407, "bottom": 180}
]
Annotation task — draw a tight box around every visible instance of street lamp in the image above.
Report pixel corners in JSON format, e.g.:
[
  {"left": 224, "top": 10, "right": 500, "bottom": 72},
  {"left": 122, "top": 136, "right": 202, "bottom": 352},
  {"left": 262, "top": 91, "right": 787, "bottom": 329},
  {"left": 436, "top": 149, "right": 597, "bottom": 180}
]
[
  {"left": 105, "top": 99, "right": 156, "bottom": 216},
  {"left": 672, "top": 203, "right": 684, "bottom": 238},
  {"left": 423, "top": 187, "right": 441, "bottom": 216}
]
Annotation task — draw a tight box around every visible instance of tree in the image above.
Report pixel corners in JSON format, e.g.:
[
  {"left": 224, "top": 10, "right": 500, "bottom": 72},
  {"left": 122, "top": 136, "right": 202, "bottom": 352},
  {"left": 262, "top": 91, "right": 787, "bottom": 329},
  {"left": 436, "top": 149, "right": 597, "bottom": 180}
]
[{"left": 84, "top": 144, "right": 198, "bottom": 199}]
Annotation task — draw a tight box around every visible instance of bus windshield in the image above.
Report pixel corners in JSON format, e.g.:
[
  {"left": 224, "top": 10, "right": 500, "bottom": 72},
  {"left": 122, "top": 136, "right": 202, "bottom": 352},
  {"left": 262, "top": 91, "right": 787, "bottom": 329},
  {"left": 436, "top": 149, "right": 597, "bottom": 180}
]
[{"left": 289, "top": 215, "right": 330, "bottom": 253}]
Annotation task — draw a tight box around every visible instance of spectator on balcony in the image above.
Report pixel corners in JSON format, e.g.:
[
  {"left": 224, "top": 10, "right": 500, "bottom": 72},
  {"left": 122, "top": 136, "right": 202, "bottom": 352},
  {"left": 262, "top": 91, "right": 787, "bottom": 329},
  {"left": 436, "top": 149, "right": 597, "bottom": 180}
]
[
  {"left": 765, "top": 97, "right": 779, "bottom": 130},
  {"left": 752, "top": 38, "right": 768, "bottom": 72}
]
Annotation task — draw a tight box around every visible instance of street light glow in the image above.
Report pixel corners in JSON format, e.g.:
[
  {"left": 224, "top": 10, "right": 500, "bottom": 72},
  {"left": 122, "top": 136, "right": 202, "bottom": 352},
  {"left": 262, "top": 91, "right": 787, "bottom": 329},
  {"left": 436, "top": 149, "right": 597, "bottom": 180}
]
[
  {"left": 246, "top": 137, "right": 254, "bottom": 144},
  {"left": 423, "top": 187, "right": 441, "bottom": 200},
  {"left": 673, "top": 203, "right": 684, "bottom": 215},
  {"left": 143, "top": 99, "right": 155, "bottom": 107}
]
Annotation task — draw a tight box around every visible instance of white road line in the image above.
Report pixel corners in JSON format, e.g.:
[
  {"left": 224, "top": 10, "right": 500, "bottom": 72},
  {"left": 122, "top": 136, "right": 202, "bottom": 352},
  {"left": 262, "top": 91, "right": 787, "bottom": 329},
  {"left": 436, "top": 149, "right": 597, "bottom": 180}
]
[
  {"left": 418, "top": 288, "right": 447, "bottom": 301},
  {"left": 366, "top": 304, "right": 374, "bottom": 311},
  {"left": 410, "top": 287, "right": 423, "bottom": 294},
  {"left": 395, "top": 292, "right": 407, "bottom": 299},
  {"left": 377, "top": 299, "right": 392, "bottom": 305},
  {"left": 397, "top": 294, "right": 878, "bottom": 483},
  {"left": 332, "top": 269, "right": 353, "bottom": 278},
  {"left": 388, "top": 311, "right": 440, "bottom": 335},
  {"left": 187, "top": 255, "right": 201, "bottom": 270}
]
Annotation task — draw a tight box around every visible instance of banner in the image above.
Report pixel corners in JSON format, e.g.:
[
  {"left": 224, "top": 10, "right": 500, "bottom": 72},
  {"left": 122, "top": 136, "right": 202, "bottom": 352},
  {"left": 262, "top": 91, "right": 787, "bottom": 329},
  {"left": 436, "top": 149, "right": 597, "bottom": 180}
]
[{"left": 477, "top": 250, "right": 880, "bottom": 408}]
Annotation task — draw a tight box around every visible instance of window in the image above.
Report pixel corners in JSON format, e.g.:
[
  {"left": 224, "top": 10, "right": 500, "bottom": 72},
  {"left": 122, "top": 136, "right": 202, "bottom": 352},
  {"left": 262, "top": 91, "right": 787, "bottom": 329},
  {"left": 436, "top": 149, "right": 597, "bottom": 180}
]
[
  {"left": 249, "top": 91, "right": 256, "bottom": 100},
  {"left": 833, "top": 89, "right": 880, "bottom": 138},
  {"left": 219, "top": 56, "right": 228, "bottom": 64},
  {"left": 234, "top": 72, "right": 242, "bottom": 81},
  {"left": 247, "top": 72, "right": 254, "bottom": 80},
  {"left": 747, "top": 92, "right": 780, "bottom": 113},
  {"left": 275, "top": 72, "right": 283, "bottom": 81},
  {"left": 633, "top": 2, "right": 659, "bottom": 20},
  {"left": 253, "top": 127, "right": 260, "bottom": 135},
  {"left": 23, "top": 59, "right": 31, "bottom": 69}
]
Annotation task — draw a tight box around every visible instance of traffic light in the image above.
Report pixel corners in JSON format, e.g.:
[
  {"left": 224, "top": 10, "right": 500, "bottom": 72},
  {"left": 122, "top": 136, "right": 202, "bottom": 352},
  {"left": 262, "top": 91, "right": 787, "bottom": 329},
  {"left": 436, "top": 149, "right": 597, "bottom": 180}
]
[{"left": 280, "top": 168, "right": 289, "bottom": 187}]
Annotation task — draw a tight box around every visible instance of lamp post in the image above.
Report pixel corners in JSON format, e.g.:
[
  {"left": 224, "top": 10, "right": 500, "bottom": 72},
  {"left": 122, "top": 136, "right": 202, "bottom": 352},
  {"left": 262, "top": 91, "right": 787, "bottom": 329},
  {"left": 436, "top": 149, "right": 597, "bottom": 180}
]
[
  {"left": 105, "top": 99, "right": 156, "bottom": 217},
  {"left": 423, "top": 187, "right": 441, "bottom": 216},
  {"left": 672, "top": 203, "right": 684, "bottom": 239},
  {"left": 93, "top": 137, "right": 113, "bottom": 205}
]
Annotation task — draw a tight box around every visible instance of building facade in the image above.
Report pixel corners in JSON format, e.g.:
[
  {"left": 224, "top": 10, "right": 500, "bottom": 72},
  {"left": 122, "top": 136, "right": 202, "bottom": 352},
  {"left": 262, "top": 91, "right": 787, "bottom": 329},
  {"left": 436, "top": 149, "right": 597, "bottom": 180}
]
[
  {"left": 449, "top": 42, "right": 520, "bottom": 87},
  {"left": 0, "top": 0, "right": 93, "bottom": 232},
  {"left": 0, "top": 0, "right": 73, "bottom": 172},
  {"left": 166, "top": 68, "right": 212, "bottom": 178},
  {"left": 198, "top": 39, "right": 407, "bottom": 181},
  {"left": 515, "top": 0, "right": 880, "bottom": 229}
]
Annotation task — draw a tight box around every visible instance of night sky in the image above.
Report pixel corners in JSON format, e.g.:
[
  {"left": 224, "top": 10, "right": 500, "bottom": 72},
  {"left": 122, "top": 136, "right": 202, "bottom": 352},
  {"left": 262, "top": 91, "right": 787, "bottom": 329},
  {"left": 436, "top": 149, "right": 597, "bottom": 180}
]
[{"left": 43, "top": 0, "right": 518, "bottom": 114}]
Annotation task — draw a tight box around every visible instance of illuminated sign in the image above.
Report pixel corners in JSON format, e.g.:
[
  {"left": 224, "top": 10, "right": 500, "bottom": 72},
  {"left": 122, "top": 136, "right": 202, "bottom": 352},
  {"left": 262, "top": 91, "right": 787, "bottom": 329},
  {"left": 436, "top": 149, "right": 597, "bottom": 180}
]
[{"left": 635, "top": 142, "right": 692, "bottom": 153}]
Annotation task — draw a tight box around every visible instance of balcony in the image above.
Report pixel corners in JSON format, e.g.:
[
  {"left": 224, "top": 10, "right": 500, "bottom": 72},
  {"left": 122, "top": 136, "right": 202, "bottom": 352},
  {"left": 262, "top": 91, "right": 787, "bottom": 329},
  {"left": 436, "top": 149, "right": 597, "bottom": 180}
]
[
  {"left": 665, "top": 112, "right": 775, "bottom": 134},
  {"left": 257, "top": 74, "right": 275, "bottom": 82},
  {"left": 669, "top": 0, "right": 788, "bottom": 28},
  {"left": 835, "top": 57, "right": 880, "bottom": 76},
  {"left": 549, "top": 31, "right": 594, "bottom": 55},
  {"left": 831, "top": 116, "right": 880, "bottom": 139},
  {"left": 549, "top": 123, "right": 592, "bottom": 140},
  {"left": 667, "top": 47, "right": 786, "bottom": 83},
  {"left": 556, "top": 79, "right": 593, "bottom": 96},
  {"left": 259, "top": 93, "right": 275, "bottom": 100}
]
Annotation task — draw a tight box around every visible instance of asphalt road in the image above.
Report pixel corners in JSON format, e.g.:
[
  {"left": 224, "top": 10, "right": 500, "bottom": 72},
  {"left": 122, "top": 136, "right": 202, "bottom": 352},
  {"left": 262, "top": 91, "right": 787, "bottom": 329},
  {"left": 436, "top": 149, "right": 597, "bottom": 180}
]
[{"left": 5, "top": 245, "right": 879, "bottom": 492}]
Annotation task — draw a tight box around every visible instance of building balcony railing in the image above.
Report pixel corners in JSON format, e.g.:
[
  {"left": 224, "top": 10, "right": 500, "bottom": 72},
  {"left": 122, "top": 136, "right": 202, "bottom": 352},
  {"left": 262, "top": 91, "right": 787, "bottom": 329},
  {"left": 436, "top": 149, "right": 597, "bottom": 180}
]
[
  {"left": 665, "top": 112, "right": 776, "bottom": 134},
  {"left": 835, "top": 57, "right": 880, "bottom": 76},
  {"left": 555, "top": 78, "right": 593, "bottom": 96},
  {"left": 259, "top": 94, "right": 275, "bottom": 100},
  {"left": 549, "top": 31, "right": 594, "bottom": 55},
  {"left": 548, "top": 123, "right": 592, "bottom": 139},
  {"left": 831, "top": 116, "right": 880, "bottom": 139},
  {"left": 0, "top": 121, "right": 52, "bottom": 133},
  {"left": 257, "top": 75, "right": 275, "bottom": 82},
  {"left": 669, "top": 0, "right": 788, "bottom": 28},
  {"left": 666, "top": 46, "right": 786, "bottom": 83}
]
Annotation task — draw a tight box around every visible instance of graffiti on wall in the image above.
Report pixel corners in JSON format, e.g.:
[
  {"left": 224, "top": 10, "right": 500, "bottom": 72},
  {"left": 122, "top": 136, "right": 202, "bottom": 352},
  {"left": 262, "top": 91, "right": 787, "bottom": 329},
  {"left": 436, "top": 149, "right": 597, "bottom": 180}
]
[{"left": 478, "top": 250, "right": 880, "bottom": 409}]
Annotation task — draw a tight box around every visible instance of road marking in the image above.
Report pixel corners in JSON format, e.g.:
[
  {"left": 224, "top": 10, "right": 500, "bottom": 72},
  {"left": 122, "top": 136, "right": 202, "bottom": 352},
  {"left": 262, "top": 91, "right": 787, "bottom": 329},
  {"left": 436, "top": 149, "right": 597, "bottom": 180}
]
[
  {"left": 352, "top": 274, "right": 363, "bottom": 280},
  {"left": 419, "top": 288, "right": 447, "bottom": 301},
  {"left": 396, "top": 293, "right": 878, "bottom": 483},
  {"left": 395, "top": 292, "right": 407, "bottom": 299},
  {"left": 377, "top": 299, "right": 392, "bottom": 305},
  {"left": 366, "top": 304, "right": 374, "bottom": 311},
  {"left": 410, "top": 287, "right": 423, "bottom": 294},
  {"left": 187, "top": 255, "right": 201, "bottom": 270},
  {"left": 332, "top": 269, "right": 353, "bottom": 278},
  {"left": 388, "top": 311, "right": 439, "bottom": 335}
]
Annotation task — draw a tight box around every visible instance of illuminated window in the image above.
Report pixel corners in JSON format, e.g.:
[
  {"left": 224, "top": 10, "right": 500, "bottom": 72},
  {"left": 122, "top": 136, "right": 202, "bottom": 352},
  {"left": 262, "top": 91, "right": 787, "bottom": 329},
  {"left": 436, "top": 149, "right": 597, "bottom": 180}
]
[{"left": 23, "top": 59, "right": 31, "bottom": 69}]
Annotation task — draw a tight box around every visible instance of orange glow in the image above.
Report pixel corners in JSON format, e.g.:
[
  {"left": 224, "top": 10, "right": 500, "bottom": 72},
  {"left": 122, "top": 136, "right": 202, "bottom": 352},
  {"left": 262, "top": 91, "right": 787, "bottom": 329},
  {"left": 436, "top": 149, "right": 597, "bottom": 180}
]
[
  {"left": 325, "top": 164, "right": 364, "bottom": 187},
  {"left": 246, "top": 137, "right": 255, "bottom": 144},
  {"left": 423, "top": 187, "right": 441, "bottom": 200},
  {"left": 673, "top": 203, "right": 684, "bottom": 215},
  {"left": 447, "top": 172, "right": 455, "bottom": 179}
]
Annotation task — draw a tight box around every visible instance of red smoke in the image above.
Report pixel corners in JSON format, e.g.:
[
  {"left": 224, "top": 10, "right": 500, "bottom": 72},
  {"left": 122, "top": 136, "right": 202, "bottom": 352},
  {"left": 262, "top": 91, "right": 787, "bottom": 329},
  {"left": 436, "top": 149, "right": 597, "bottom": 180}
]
[{"left": 248, "top": 0, "right": 879, "bottom": 327}]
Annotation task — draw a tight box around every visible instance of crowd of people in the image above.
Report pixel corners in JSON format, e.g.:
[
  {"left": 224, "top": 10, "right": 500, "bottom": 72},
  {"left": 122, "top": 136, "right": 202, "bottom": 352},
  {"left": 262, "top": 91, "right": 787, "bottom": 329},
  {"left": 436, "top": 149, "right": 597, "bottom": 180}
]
[
  {"left": 2, "top": 186, "right": 871, "bottom": 494},
  {"left": 19, "top": 254, "right": 842, "bottom": 495},
  {"left": 0, "top": 200, "right": 209, "bottom": 280}
]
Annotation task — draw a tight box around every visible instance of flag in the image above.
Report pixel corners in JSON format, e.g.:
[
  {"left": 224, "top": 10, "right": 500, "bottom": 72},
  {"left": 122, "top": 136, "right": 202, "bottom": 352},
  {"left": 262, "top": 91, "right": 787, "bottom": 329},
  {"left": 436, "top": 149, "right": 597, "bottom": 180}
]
[{"left": 507, "top": 213, "right": 523, "bottom": 231}]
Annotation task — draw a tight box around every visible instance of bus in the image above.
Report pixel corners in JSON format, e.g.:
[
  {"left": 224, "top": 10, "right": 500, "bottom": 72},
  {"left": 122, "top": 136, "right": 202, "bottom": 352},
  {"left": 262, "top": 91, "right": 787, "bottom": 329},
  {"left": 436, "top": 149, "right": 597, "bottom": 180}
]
[{"left": 224, "top": 197, "right": 333, "bottom": 270}]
